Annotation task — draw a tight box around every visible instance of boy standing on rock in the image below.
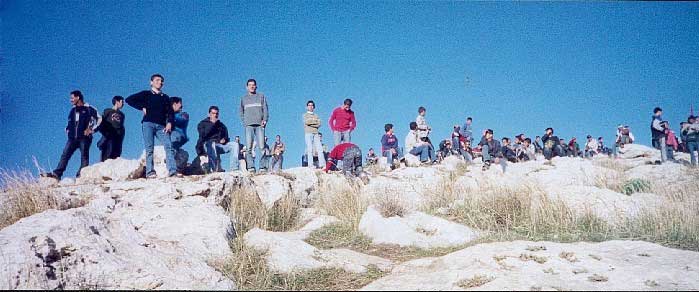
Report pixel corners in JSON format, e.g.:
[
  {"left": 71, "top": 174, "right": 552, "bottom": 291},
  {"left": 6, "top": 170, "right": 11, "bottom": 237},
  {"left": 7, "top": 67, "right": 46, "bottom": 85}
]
[
  {"left": 303, "top": 100, "right": 325, "bottom": 169},
  {"left": 42, "top": 90, "right": 101, "bottom": 180},
  {"left": 239, "top": 79, "right": 269, "bottom": 174},
  {"left": 97, "top": 95, "right": 125, "bottom": 162},
  {"left": 125, "top": 74, "right": 179, "bottom": 178},
  {"left": 328, "top": 98, "right": 356, "bottom": 146}
]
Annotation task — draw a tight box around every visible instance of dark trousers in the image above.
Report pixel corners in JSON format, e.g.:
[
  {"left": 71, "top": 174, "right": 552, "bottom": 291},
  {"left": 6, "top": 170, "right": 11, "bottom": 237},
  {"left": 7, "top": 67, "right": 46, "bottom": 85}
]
[
  {"left": 99, "top": 135, "right": 124, "bottom": 162},
  {"left": 54, "top": 137, "right": 92, "bottom": 178}
]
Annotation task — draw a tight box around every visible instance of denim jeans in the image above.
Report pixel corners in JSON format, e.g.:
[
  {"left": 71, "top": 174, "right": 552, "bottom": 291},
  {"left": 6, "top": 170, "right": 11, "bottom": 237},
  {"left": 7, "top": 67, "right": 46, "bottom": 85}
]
[
  {"left": 305, "top": 133, "right": 326, "bottom": 168},
  {"left": 409, "top": 144, "right": 434, "bottom": 162},
  {"left": 245, "top": 126, "right": 265, "bottom": 171},
  {"left": 271, "top": 155, "right": 283, "bottom": 172},
  {"left": 688, "top": 141, "right": 698, "bottom": 166},
  {"left": 53, "top": 137, "right": 92, "bottom": 178},
  {"left": 333, "top": 130, "right": 351, "bottom": 146},
  {"left": 383, "top": 148, "right": 404, "bottom": 166},
  {"left": 99, "top": 134, "right": 123, "bottom": 162},
  {"left": 171, "top": 130, "right": 188, "bottom": 151},
  {"left": 481, "top": 144, "right": 507, "bottom": 171},
  {"left": 204, "top": 141, "right": 240, "bottom": 172},
  {"left": 260, "top": 153, "right": 271, "bottom": 171},
  {"left": 142, "top": 122, "right": 176, "bottom": 175},
  {"left": 652, "top": 137, "right": 668, "bottom": 162}
]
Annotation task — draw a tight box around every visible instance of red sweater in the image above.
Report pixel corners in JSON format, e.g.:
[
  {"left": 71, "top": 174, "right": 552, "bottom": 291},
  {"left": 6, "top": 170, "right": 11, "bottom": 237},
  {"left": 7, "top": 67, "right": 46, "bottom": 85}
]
[
  {"left": 328, "top": 107, "right": 356, "bottom": 132},
  {"left": 325, "top": 143, "right": 355, "bottom": 171}
]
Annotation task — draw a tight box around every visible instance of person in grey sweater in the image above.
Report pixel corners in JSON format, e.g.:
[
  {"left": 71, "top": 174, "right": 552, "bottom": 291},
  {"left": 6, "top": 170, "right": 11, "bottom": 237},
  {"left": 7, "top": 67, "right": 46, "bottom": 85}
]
[
  {"left": 303, "top": 100, "right": 325, "bottom": 168},
  {"left": 239, "top": 79, "right": 269, "bottom": 173}
]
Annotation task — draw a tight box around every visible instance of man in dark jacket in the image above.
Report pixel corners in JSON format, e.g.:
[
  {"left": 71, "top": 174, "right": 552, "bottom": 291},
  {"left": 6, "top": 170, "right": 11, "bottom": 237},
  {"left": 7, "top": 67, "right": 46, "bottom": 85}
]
[
  {"left": 196, "top": 106, "right": 237, "bottom": 173},
  {"left": 125, "top": 74, "right": 178, "bottom": 178},
  {"left": 478, "top": 129, "right": 507, "bottom": 171},
  {"left": 97, "top": 96, "right": 125, "bottom": 162},
  {"left": 542, "top": 128, "right": 564, "bottom": 160},
  {"left": 42, "top": 90, "right": 101, "bottom": 180}
]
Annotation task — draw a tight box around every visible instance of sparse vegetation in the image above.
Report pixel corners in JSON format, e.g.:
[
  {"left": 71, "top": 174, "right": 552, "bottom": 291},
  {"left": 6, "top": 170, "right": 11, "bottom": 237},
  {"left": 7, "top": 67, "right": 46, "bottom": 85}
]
[
  {"left": 227, "top": 184, "right": 302, "bottom": 237},
  {"left": 620, "top": 178, "right": 652, "bottom": 195},
  {"left": 1, "top": 169, "right": 62, "bottom": 229},
  {"left": 374, "top": 191, "right": 408, "bottom": 218},
  {"left": 456, "top": 274, "right": 494, "bottom": 289}
]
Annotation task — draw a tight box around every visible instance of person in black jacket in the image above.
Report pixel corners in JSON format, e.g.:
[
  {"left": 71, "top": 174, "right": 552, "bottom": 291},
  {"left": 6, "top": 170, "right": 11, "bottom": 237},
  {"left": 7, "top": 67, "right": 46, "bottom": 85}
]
[
  {"left": 196, "top": 106, "right": 238, "bottom": 173},
  {"left": 42, "top": 90, "right": 101, "bottom": 180},
  {"left": 542, "top": 127, "right": 564, "bottom": 160},
  {"left": 97, "top": 96, "right": 126, "bottom": 162},
  {"left": 478, "top": 129, "right": 507, "bottom": 172},
  {"left": 125, "top": 74, "right": 179, "bottom": 178}
]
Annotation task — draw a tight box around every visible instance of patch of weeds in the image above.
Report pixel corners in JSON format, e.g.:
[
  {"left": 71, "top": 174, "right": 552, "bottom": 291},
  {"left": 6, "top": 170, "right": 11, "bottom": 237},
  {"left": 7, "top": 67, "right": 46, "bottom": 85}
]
[
  {"left": 456, "top": 274, "right": 494, "bottom": 289},
  {"left": 559, "top": 251, "right": 578, "bottom": 263},
  {"left": 620, "top": 178, "right": 652, "bottom": 195},
  {"left": 519, "top": 253, "right": 548, "bottom": 264},
  {"left": 587, "top": 274, "right": 608, "bottom": 282},
  {"left": 526, "top": 245, "right": 547, "bottom": 252}
]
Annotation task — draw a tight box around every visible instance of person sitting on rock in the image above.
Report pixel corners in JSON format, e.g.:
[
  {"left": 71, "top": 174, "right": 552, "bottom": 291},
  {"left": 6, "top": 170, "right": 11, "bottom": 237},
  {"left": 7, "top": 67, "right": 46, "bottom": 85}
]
[
  {"left": 323, "top": 142, "right": 364, "bottom": 177},
  {"left": 405, "top": 122, "right": 436, "bottom": 164},
  {"left": 501, "top": 137, "right": 518, "bottom": 163},
  {"left": 381, "top": 123, "right": 404, "bottom": 170},
  {"left": 478, "top": 129, "right": 507, "bottom": 171},
  {"left": 568, "top": 137, "right": 582, "bottom": 158},
  {"left": 170, "top": 97, "right": 190, "bottom": 172},
  {"left": 584, "top": 135, "right": 598, "bottom": 158},
  {"left": 196, "top": 106, "right": 237, "bottom": 173},
  {"left": 542, "top": 128, "right": 563, "bottom": 160},
  {"left": 521, "top": 138, "right": 537, "bottom": 161},
  {"left": 366, "top": 148, "right": 379, "bottom": 166}
]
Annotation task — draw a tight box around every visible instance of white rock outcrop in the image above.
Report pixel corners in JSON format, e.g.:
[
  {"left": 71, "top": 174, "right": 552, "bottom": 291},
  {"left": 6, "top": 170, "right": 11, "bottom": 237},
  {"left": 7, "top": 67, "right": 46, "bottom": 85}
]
[
  {"left": 361, "top": 240, "right": 699, "bottom": 290},
  {"left": 359, "top": 206, "right": 479, "bottom": 249}
]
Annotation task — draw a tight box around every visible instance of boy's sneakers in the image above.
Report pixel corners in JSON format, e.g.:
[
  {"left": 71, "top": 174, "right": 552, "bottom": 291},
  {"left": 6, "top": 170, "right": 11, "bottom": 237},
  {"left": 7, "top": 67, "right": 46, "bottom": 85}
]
[
  {"left": 146, "top": 172, "right": 158, "bottom": 179},
  {"left": 40, "top": 172, "right": 60, "bottom": 180},
  {"left": 169, "top": 172, "right": 184, "bottom": 178},
  {"left": 482, "top": 161, "right": 491, "bottom": 171}
]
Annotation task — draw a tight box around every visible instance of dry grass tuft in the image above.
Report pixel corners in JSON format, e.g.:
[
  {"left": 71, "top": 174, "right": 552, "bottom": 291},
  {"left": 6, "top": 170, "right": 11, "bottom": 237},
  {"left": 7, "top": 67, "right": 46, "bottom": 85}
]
[
  {"left": 0, "top": 169, "right": 61, "bottom": 229},
  {"left": 226, "top": 185, "right": 301, "bottom": 236},
  {"left": 215, "top": 238, "right": 384, "bottom": 291},
  {"left": 374, "top": 192, "right": 408, "bottom": 218},
  {"left": 456, "top": 274, "right": 495, "bottom": 289},
  {"left": 314, "top": 179, "right": 367, "bottom": 230}
]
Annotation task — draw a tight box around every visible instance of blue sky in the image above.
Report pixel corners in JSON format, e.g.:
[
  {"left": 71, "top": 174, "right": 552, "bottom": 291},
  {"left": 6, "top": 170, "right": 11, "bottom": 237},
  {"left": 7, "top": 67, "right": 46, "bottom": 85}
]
[{"left": 1, "top": 1, "right": 697, "bottom": 176}]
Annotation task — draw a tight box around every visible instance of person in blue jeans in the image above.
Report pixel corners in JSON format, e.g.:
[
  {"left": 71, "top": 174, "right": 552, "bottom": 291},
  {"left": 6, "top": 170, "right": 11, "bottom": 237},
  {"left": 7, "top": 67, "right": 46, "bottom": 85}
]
[
  {"left": 170, "top": 97, "right": 189, "bottom": 151},
  {"left": 404, "top": 122, "right": 436, "bottom": 164},
  {"left": 479, "top": 129, "right": 507, "bottom": 172},
  {"left": 42, "top": 90, "right": 101, "bottom": 180},
  {"left": 682, "top": 116, "right": 699, "bottom": 167},
  {"left": 381, "top": 123, "right": 404, "bottom": 169},
  {"left": 239, "top": 79, "right": 269, "bottom": 173},
  {"left": 125, "top": 74, "right": 179, "bottom": 178},
  {"left": 196, "top": 106, "right": 238, "bottom": 173}
]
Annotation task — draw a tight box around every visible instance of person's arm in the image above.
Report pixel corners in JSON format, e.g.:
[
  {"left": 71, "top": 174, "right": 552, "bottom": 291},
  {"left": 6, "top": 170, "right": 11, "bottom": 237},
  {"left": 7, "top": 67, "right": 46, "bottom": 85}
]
[
  {"left": 221, "top": 123, "right": 230, "bottom": 144},
  {"left": 261, "top": 94, "right": 269, "bottom": 126},
  {"left": 629, "top": 132, "right": 635, "bottom": 142},
  {"left": 239, "top": 97, "right": 245, "bottom": 123},
  {"left": 125, "top": 91, "right": 146, "bottom": 110},
  {"left": 328, "top": 108, "right": 337, "bottom": 131},
  {"left": 652, "top": 119, "right": 664, "bottom": 132},
  {"left": 349, "top": 111, "right": 356, "bottom": 131}
]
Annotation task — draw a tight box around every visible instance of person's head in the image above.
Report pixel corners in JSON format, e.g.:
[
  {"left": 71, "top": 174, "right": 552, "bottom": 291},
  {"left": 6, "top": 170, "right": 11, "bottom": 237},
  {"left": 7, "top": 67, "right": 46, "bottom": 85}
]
[
  {"left": 208, "top": 106, "right": 220, "bottom": 120},
  {"left": 409, "top": 121, "right": 418, "bottom": 131},
  {"left": 587, "top": 135, "right": 593, "bottom": 141},
  {"left": 70, "top": 90, "right": 84, "bottom": 105},
  {"left": 342, "top": 98, "right": 353, "bottom": 110},
  {"left": 689, "top": 116, "right": 696, "bottom": 124},
  {"left": 535, "top": 135, "right": 541, "bottom": 141},
  {"left": 445, "top": 139, "right": 452, "bottom": 148},
  {"left": 384, "top": 123, "right": 394, "bottom": 134},
  {"left": 418, "top": 106, "right": 426, "bottom": 116},
  {"left": 524, "top": 138, "right": 532, "bottom": 146},
  {"left": 150, "top": 74, "right": 164, "bottom": 91},
  {"left": 453, "top": 125, "right": 460, "bottom": 132},
  {"left": 571, "top": 137, "right": 577, "bottom": 142},
  {"left": 598, "top": 136, "right": 604, "bottom": 142},
  {"left": 560, "top": 138, "right": 566, "bottom": 144},
  {"left": 171, "top": 96, "right": 183, "bottom": 112},
  {"left": 485, "top": 129, "right": 493, "bottom": 140},
  {"left": 653, "top": 107, "right": 663, "bottom": 116},
  {"left": 235, "top": 136, "right": 240, "bottom": 142},
  {"left": 246, "top": 79, "right": 257, "bottom": 94},
  {"left": 275, "top": 135, "right": 281, "bottom": 142},
  {"left": 502, "top": 137, "right": 510, "bottom": 145},
  {"left": 306, "top": 100, "right": 315, "bottom": 112},
  {"left": 466, "top": 117, "right": 472, "bottom": 125},
  {"left": 112, "top": 95, "right": 124, "bottom": 109},
  {"left": 545, "top": 127, "right": 553, "bottom": 135},
  {"left": 368, "top": 148, "right": 374, "bottom": 154}
]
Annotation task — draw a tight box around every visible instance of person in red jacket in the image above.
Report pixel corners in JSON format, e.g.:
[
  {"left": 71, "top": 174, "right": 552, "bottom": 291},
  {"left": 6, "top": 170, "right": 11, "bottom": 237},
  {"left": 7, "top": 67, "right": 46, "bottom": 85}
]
[
  {"left": 328, "top": 99, "right": 356, "bottom": 146},
  {"left": 323, "top": 142, "right": 363, "bottom": 177}
]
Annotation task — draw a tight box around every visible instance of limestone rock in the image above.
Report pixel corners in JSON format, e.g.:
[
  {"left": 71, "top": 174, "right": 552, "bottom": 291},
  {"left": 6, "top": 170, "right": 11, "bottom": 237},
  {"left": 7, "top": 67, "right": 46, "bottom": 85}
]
[{"left": 359, "top": 206, "right": 479, "bottom": 249}]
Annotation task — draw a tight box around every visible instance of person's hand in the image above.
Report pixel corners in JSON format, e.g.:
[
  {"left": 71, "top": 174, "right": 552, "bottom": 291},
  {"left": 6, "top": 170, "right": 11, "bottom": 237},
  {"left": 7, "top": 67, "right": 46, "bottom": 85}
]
[
  {"left": 261, "top": 120, "right": 267, "bottom": 128},
  {"left": 142, "top": 108, "right": 147, "bottom": 116},
  {"left": 220, "top": 139, "right": 226, "bottom": 144},
  {"left": 164, "top": 123, "right": 172, "bottom": 133},
  {"left": 391, "top": 149, "right": 397, "bottom": 154},
  {"left": 84, "top": 128, "right": 93, "bottom": 136}
]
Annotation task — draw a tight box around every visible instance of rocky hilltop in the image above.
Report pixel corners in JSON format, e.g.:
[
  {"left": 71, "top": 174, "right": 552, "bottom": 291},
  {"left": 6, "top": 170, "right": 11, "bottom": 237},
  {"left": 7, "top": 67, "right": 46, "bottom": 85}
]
[{"left": 0, "top": 144, "right": 697, "bottom": 290}]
